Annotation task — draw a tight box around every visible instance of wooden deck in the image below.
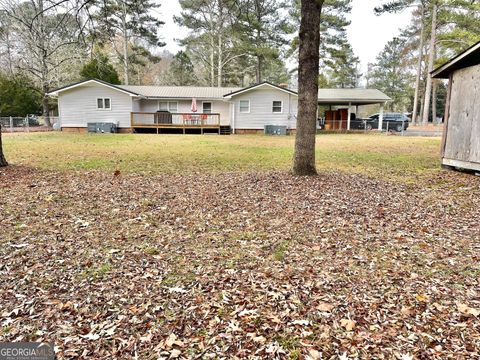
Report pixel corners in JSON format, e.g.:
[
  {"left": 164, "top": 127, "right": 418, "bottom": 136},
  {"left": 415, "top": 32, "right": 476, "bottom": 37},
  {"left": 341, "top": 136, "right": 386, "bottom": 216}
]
[{"left": 131, "top": 112, "right": 221, "bottom": 134}]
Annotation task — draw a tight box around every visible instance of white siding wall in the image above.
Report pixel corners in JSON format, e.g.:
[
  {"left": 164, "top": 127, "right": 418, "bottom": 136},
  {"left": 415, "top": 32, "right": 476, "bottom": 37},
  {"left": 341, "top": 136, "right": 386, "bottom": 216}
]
[
  {"left": 232, "top": 88, "right": 298, "bottom": 130},
  {"left": 136, "top": 99, "right": 231, "bottom": 125},
  {"left": 58, "top": 83, "right": 134, "bottom": 128}
]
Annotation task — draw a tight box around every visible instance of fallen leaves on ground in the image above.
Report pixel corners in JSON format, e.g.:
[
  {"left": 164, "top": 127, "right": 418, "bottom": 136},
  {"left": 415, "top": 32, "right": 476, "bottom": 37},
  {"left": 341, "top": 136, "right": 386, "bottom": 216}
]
[{"left": 0, "top": 166, "right": 479, "bottom": 359}]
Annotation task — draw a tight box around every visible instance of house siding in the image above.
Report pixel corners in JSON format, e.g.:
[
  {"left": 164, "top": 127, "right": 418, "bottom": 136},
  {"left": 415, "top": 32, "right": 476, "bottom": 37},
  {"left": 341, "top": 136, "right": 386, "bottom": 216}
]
[
  {"left": 58, "top": 83, "right": 134, "bottom": 128},
  {"left": 232, "top": 88, "right": 298, "bottom": 130},
  {"left": 135, "top": 99, "right": 231, "bottom": 125}
]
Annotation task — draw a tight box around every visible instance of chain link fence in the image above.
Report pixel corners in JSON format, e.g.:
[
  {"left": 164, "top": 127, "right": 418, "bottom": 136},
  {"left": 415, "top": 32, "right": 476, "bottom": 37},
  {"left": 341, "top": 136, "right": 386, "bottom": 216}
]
[{"left": 0, "top": 116, "right": 58, "bottom": 132}]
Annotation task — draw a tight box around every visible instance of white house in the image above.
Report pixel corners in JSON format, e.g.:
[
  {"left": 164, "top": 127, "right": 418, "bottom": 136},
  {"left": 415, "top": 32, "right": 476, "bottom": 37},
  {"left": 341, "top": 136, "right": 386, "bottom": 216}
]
[{"left": 48, "top": 79, "right": 390, "bottom": 134}]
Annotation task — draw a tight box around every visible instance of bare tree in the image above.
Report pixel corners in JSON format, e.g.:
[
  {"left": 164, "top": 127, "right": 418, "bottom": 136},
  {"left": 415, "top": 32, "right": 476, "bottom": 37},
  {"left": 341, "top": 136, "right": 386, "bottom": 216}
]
[
  {"left": 1, "top": 0, "right": 88, "bottom": 127},
  {"left": 293, "top": 0, "right": 323, "bottom": 176}
]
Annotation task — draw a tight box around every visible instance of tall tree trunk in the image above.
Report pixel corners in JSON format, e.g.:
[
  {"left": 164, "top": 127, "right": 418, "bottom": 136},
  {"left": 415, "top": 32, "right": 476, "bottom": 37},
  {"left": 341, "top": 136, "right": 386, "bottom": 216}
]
[
  {"left": 255, "top": 28, "right": 262, "bottom": 83},
  {"left": 293, "top": 0, "right": 323, "bottom": 176},
  {"left": 122, "top": 2, "right": 129, "bottom": 85},
  {"left": 42, "top": 86, "right": 51, "bottom": 127},
  {"left": 0, "top": 125, "right": 7, "bottom": 167},
  {"left": 38, "top": 0, "right": 51, "bottom": 127},
  {"left": 217, "top": 33, "right": 223, "bottom": 87},
  {"left": 256, "top": 55, "right": 262, "bottom": 83},
  {"left": 210, "top": 36, "right": 215, "bottom": 87},
  {"left": 412, "top": 4, "right": 425, "bottom": 125},
  {"left": 422, "top": 3, "right": 437, "bottom": 125},
  {"left": 432, "top": 79, "right": 437, "bottom": 123}
]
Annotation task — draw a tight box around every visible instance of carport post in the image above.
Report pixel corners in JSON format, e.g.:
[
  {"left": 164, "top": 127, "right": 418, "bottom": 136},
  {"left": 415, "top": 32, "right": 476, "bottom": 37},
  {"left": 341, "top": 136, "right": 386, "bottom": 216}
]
[{"left": 378, "top": 103, "right": 385, "bottom": 131}]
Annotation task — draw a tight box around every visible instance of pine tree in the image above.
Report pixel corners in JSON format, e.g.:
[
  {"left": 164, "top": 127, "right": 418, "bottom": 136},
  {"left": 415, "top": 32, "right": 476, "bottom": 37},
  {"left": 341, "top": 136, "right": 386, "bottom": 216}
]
[
  {"left": 369, "top": 37, "right": 413, "bottom": 111},
  {"left": 176, "top": 0, "right": 242, "bottom": 87},
  {"left": 80, "top": 53, "right": 121, "bottom": 84},
  {"left": 168, "top": 51, "right": 197, "bottom": 86},
  {"left": 289, "top": 0, "right": 359, "bottom": 87},
  {"left": 95, "top": 0, "right": 165, "bottom": 85},
  {"left": 236, "top": 0, "right": 293, "bottom": 83}
]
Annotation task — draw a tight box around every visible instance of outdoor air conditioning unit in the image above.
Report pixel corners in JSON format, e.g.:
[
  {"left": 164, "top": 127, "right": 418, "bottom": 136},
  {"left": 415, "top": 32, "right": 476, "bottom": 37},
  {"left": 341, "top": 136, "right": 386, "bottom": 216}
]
[
  {"left": 264, "top": 125, "right": 287, "bottom": 136},
  {"left": 87, "top": 122, "right": 118, "bottom": 133}
]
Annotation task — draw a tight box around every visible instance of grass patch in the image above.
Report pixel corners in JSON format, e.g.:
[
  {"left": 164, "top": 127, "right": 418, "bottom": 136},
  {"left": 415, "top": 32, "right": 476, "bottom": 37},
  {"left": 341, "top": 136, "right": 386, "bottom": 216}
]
[{"left": 2, "top": 132, "right": 442, "bottom": 182}]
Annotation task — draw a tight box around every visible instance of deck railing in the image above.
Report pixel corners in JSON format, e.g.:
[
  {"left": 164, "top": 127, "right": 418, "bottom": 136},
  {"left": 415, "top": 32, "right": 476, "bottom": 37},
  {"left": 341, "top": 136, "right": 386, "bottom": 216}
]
[{"left": 131, "top": 112, "right": 221, "bottom": 128}]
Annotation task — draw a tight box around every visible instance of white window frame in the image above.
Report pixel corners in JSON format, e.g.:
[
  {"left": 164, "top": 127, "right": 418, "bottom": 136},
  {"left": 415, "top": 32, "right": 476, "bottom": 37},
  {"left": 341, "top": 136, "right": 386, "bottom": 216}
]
[
  {"left": 272, "top": 100, "right": 283, "bottom": 114},
  {"left": 97, "top": 97, "right": 111, "bottom": 111},
  {"left": 202, "top": 101, "right": 212, "bottom": 113},
  {"left": 239, "top": 100, "right": 250, "bottom": 113},
  {"left": 159, "top": 101, "right": 178, "bottom": 112}
]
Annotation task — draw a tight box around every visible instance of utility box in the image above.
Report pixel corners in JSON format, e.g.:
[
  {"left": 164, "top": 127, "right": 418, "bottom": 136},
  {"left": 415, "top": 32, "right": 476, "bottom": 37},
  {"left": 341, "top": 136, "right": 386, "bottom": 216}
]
[
  {"left": 264, "top": 125, "right": 287, "bottom": 135},
  {"left": 87, "top": 122, "right": 118, "bottom": 133}
]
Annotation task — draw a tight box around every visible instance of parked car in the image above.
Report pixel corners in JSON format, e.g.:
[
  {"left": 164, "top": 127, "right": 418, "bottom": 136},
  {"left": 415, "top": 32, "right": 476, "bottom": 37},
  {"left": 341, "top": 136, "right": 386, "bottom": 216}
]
[
  {"left": 364, "top": 113, "right": 410, "bottom": 132},
  {"left": 349, "top": 113, "right": 371, "bottom": 130}
]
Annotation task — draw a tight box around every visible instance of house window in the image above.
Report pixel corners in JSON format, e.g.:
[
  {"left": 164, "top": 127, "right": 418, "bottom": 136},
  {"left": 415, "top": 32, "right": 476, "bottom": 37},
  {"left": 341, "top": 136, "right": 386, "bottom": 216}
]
[
  {"left": 159, "top": 101, "right": 178, "bottom": 112},
  {"left": 272, "top": 101, "right": 282, "bottom": 113},
  {"left": 97, "top": 98, "right": 111, "bottom": 110},
  {"left": 239, "top": 100, "right": 250, "bottom": 113},
  {"left": 202, "top": 102, "right": 212, "bottom": 113}
]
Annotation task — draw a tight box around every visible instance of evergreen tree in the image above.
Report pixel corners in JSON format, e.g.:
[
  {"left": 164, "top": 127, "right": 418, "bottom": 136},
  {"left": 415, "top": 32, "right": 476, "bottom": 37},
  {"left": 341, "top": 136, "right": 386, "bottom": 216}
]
[
  {"left": 0, "top": 73, "right": 41, "bottom": 117},
  {"left": 369, "top": 37, "right": 413, "bottom": 111},
  {"left": 236, "top": 0, "right": 293, "bottom": 83},
  {"left": 325, "top": 38, "right": 360, "bottom": 88},
  {"left": 176, "top": 0, "right": 242, "bottom": 87},
  {"left": 80, "top": 53, "right": 121, "bottom": 84},
  {"left": 95, "top": 0, "right": 165, "bottom": 85},
  {"left": 289, "top": 0, "right": 359, "bottom": 87},
  {"left": 168, "top": 51, "right": 197, "bottom": 86}
]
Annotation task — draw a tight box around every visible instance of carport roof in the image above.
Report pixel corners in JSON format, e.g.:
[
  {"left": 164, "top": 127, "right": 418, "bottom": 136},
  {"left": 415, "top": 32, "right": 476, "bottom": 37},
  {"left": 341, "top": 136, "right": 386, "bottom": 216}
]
[{"left": 316, "top": 88, "right": 391, "bottom": 105}]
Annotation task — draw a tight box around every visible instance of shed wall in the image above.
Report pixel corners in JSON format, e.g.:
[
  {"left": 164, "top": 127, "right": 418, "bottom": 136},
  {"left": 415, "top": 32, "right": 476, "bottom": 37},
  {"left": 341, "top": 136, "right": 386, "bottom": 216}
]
[{"left": 443, "top": 64, "right": 480, "bottom": 169}]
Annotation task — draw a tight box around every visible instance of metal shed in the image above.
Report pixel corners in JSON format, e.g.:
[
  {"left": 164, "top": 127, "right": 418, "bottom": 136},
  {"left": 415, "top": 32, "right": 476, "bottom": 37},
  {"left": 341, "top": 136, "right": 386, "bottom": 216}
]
[{"left": 432, "top": 41, "right": 480, "bottom": 172}]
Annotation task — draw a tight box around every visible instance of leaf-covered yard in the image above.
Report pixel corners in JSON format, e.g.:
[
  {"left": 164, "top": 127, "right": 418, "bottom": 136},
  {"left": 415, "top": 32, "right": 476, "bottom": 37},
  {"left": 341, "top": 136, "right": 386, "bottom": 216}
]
[{"left": 0, "top": 133, "right": 479, "bottom": 359}]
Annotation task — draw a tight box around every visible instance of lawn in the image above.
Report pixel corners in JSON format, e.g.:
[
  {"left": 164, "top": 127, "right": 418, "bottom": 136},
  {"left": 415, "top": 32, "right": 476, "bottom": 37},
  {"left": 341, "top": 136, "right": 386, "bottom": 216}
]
[
  {"left": 3, "top": 132, "right": 441, "bottom": 181},
  {"left": 1, "top": 132, "right": 479, "bottom": 359}
]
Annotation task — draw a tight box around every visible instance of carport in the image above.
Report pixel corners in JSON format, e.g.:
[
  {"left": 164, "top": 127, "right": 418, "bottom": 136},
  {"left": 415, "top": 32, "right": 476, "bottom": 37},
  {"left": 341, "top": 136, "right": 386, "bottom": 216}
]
[{"left": 317, "top": 89, "right": 391, "bottom": 130}]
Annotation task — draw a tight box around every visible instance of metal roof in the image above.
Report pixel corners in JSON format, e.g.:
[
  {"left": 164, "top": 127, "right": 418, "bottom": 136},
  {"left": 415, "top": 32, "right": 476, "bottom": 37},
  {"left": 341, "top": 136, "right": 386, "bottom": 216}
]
[
  {"left": 48, "top": 79, "right": 390, "bottom": 105},
  {"left": 117, "top": 85, "right": 242, "bottom": 99},
  {"left": 316, "top": 88, "right": 391, "bottom": 105},
  {"left": 48, "top": 79, "right": 141, "bottom": 97},
  {"left": 223, "top": 81, "right": 298, "bottom": 98},
  {"left": 432, "top": 41, "right": 480, "bottom": 79}
]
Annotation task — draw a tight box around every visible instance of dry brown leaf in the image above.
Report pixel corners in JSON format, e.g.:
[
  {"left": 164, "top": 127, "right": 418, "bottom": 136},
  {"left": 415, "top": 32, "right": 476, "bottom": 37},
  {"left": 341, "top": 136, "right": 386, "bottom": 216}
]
[
  {"left": 457, "top": 303, "right": 480, "bottom": 317},
  {"left": 317, "top": 302, "right": 334, "bottom": 312},
  {"left": 340, "top": 319, "right": 356, "bottom": 331}
]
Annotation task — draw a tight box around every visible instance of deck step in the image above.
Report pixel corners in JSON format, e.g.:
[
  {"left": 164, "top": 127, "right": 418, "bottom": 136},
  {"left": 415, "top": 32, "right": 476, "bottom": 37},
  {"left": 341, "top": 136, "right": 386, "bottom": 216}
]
[{"left": 220, "top": 126, "right": 231, "bottom": 135}]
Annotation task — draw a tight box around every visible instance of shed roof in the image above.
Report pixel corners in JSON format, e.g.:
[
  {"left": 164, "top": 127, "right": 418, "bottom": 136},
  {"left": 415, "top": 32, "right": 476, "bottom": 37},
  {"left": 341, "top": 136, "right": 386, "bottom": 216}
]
[
  {"left": 118, "top": 85, "right": 241, "bottom": 99},
  {"left": 316, "top": 88, "right": 391, "bottom": 105},
  {"left": 432, "top": 41, "right": 480, "bottom": 79}
]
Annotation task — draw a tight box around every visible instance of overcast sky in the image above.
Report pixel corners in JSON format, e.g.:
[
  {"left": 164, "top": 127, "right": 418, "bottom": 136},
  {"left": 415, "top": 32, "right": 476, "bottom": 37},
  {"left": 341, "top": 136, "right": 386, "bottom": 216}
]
[{"left": 157, "top": 0, "right": 413, "bottom": 72}]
